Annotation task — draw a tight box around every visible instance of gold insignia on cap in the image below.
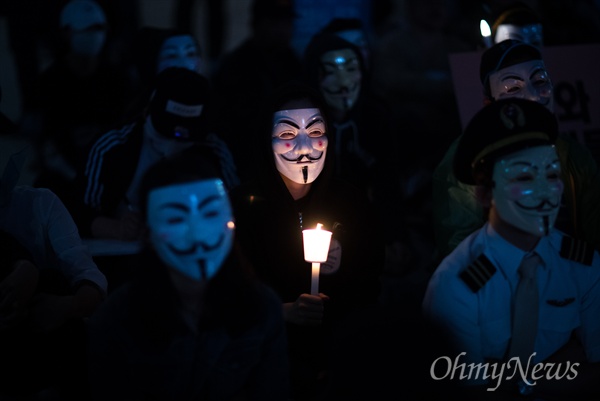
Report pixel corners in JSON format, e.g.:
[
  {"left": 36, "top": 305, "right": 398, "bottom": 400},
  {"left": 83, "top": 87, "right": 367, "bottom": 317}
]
[
  {"left": 500, "top": 103, "right": 526, "bottom": 130},
  {"left": 472, "top": 131, "right": 550, "bottom": 166}
]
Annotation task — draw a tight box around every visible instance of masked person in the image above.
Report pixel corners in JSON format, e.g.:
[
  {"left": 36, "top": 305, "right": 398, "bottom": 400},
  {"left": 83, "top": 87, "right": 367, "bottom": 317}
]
[
  {"left": 302, "top": 31, "right": 418, "bottom": 279},
  {"left": 87, "top": 144, "right": 290, "bottom": 400},
  {"left": 432, "top": 39, "right": 600, "bottom": 263},
  {"left": 126, "top": 27, "right": 239, "bottom": 189},
  {"left": 71, "top": 66, "right": 237, "bottom": 242},
  {"left": 229, "top": 82, "right": 384, "bottom": 400},
  {"left": 423, "top": 98, "right": 600, "bottom": 400},
  {"left": 22, "top": 0, "right": 136, "bottom": 206},
  {"left": 125, "top": 26, "right": 204, "bottom": 120},
  {"left": 303, "top": 31, "right": 379, "bottom": 190}
]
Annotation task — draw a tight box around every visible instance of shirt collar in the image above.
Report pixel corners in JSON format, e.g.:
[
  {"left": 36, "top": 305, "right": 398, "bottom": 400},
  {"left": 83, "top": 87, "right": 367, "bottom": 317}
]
[{"left": 485, "top": 223, "right": 550, "bottom": 277}]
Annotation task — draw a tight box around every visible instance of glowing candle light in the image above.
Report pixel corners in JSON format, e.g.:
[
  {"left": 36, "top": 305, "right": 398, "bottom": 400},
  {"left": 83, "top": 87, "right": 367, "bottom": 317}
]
[
  {"left": 302, "top": 223, "right": 332, "bottom": 295},
  {"left": 480, "top": 19, "right": 493, "bottom": 48}
]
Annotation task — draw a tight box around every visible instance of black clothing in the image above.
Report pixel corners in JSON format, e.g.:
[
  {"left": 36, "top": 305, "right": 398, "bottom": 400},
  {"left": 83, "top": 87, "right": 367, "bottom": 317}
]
[{"left": 229, "top": 91, "right": 385, "bottom": 397}]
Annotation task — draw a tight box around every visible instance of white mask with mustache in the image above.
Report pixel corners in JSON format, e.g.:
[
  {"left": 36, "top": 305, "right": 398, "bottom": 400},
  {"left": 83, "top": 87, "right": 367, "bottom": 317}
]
[
  {"left": 272, "top": 108, "right": 328, "bottom": 184},
  {"left": 492, "top": 145, "right": 563, "bottom": 236},
  {"left": 157, "top": 34, "right": 203, "bottom": 75},
  {"left": 319, "top": 49, "right": 362, "bottom": 112},
  {"left": 147, "top": 180, "right": 235, "bottom": 281},
  {"left": 489, "top": 60, "right": 554, "bottom": 113}
]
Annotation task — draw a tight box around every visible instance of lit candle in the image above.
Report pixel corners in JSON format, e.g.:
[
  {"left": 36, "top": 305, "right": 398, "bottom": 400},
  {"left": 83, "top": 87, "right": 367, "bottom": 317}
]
[
  {"left": 480, "top": 19, "right": 493, "bottom": 48},
  {"left": 302, "top": 223, "right": 333, "bottom": 295}
]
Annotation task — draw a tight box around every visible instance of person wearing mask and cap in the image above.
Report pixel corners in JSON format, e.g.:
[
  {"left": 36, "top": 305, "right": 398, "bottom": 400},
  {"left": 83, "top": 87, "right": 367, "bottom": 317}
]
[
  {"left": 22, "top": 0, "right": 136, "bottom": 207},
  {"left": 432, "top": 39, "right": 600, "bottom": 263},
  {"left": 86, "top": 144, "right": 290, "bottom": 400},
  {"left": 70, "top": 67, "right": 232, "bottom": 243},
  {"left": 423, "top": 98, "right": 600, "bottom": 400},
  {"left": 123, "top": 26, "right": 204, "bottom": 120}
]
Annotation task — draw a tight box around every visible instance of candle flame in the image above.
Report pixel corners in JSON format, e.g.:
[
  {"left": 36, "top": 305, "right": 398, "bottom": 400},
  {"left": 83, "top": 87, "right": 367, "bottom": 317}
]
[
  {"left": 316, "top": 223, "right": 323, "bottom": 230},
  {"left": 480, "top": 19, "right": 491, "bottom": 38}
]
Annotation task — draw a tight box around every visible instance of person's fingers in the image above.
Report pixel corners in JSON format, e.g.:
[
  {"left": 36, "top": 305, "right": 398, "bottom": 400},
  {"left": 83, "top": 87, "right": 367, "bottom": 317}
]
[
  {"left": 317, "top": 293, "right": 330, "bottom": 301},
  {"left": 299, "top": 293, "right": 325, "bottom": 305}
]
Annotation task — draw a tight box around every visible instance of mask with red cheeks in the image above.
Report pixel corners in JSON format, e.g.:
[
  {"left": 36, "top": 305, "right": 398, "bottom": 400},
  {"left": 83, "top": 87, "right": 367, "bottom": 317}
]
[{"left": 272, "top": 107, "right": 328, "bottom": 184}]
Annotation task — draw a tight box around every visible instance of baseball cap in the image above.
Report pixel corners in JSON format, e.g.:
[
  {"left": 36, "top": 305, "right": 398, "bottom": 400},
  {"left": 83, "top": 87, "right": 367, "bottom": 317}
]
[
  {"left": 148, "top": 67, "right": 210, "bottom": 141},
  {"left": 480, "top": 39, "right": 542, "bottom": 96},
  {"left": 454, "top": 98, "right": 558, "bottom": 185},
  {"left": 60, "top": 0, "right": 107, "bottom": 31}
]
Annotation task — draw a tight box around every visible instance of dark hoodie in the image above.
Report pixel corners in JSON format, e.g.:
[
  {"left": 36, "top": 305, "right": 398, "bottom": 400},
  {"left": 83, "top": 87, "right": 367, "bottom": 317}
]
[
  {"left": 303, "top": 31, "right": 410, "bottom": 246},
  {"left": 229, "top": 81, "right": 384, "bottom": 397}
]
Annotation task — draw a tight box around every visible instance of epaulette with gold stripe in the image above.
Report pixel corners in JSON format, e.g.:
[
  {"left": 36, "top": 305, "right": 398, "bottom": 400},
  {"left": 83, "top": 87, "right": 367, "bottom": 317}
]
[
  {"left": 560, "top": 236, "right": 595, "bottom": 266},
  {"left": 460, "top": 254, "right": 497, "bottom": 292}
]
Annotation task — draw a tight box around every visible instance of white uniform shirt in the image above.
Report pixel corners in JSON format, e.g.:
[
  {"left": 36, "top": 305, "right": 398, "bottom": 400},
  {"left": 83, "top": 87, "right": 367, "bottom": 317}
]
[
  {"left": 0, "top": 186, "right": 108, "bottom": 293},
  {"left": 423, "top": 222, "right": 600, "bottom": 372}
]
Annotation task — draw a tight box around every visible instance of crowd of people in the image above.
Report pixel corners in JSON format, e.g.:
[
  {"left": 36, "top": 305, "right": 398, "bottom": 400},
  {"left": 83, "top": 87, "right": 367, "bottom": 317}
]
[{"left": 1, "top": 0, "right": 599, "bottom": 400}]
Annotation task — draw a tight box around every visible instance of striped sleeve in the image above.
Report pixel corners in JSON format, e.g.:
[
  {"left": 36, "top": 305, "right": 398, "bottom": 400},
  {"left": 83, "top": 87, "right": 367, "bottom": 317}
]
[{"left": 83, "top": 124, "right": 135, "bottom": 209}]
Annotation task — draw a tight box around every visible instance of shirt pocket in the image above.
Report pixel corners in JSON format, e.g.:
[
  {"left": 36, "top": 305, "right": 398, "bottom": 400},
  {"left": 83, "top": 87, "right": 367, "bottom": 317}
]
[{"left": 538, "top": 300, "right": 580, "bottom": 334}]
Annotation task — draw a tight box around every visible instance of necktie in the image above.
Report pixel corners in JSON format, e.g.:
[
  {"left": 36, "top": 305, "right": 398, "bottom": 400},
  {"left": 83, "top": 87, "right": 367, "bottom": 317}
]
[{"left": 507, "top": 252, "right": 541, "bottom": 363}]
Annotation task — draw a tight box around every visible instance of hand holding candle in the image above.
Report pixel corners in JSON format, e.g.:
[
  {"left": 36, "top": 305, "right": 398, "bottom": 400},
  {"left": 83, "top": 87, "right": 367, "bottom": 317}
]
[{"left": 302, "top": 223, "right": 332, "bottom": 295}]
